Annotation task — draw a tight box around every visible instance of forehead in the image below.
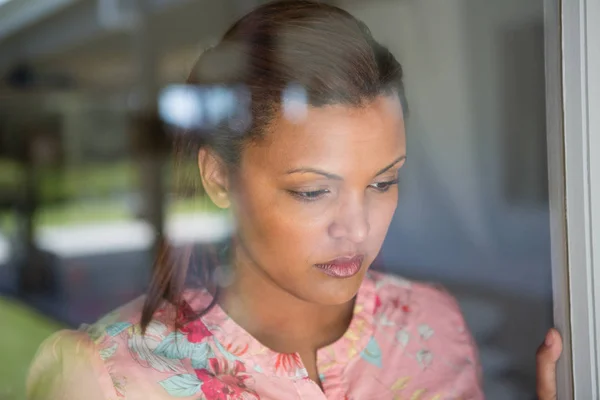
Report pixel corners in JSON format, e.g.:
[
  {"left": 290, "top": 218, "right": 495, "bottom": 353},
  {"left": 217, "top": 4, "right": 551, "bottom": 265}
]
[{"left": 244, "top": 95, "right": 406, "bottom": 174}]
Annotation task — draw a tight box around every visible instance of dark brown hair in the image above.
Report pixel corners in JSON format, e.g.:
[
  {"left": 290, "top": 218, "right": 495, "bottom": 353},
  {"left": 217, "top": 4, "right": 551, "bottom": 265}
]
[{"left": 140, "top": 0, "right": 406, "bottom": 332}]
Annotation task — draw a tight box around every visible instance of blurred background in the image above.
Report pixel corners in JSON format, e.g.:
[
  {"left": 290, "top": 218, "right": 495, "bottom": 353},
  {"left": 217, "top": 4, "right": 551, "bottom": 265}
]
[{"left": 0, "top": 0, "right": 552, "bottom": 399}]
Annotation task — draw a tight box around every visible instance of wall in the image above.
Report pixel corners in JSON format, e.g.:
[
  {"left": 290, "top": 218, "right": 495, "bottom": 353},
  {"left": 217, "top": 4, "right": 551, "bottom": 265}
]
[{"left": 340, "top": 0, "right": 551, "bottom": 399}]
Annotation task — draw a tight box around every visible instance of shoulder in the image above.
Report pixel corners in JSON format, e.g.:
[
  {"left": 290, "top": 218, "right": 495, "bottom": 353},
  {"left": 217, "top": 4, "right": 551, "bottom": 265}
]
[
  {"left": 369, "top": 271, "right": 467, "bottom": 328},
  {"left": 368, "top": 271, "right": 478, "bottom": 359},
  {"left": 27, "top": 292, "right": 216, "bottom": 400},
  {"left": 27, "top": 294, "right": 178, "bottom": 400},
  {"left": 27, "top": 329, "right": 118, "bottom": 400},
  {"left": 26, "top": 297, "right": 149, "bottom": 400},
  {"left": 69, "top": 291, "right": 217, "bottom": 397},
  {"left": 367, "top": 272, "right": 484, "bottom": 396},
  {"left": 372, "top": 274, "right": 480, "bottom": 369}
]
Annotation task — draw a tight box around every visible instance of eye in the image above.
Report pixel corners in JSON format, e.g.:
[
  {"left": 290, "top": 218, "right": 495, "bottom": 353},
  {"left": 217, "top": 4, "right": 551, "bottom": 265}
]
[
  {"left": 369, "top": 178, "right": 400, "bottom": 192},
  {"left": 288, "top": 189, "right": 330, "bottom": 202}
]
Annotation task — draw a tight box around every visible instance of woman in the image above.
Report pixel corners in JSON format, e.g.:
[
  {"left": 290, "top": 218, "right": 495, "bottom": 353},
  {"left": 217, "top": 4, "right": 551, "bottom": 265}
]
[{"left": 27, "top": 1, "right": 484, "bottom": 399}]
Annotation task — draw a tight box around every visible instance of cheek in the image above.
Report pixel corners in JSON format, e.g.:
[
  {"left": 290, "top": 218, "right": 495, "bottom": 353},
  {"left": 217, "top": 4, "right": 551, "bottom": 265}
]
[
  {"left": 259, "top": 201, "right": 332, "bottom": 257},
  {"left": 233, "top": 181, "right": 327, "bottom": 257}
]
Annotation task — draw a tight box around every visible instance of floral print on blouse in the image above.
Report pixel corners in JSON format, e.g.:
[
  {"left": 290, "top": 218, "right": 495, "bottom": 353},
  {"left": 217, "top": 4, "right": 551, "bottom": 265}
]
[{"left": 27, "top": 272, "right": 484, "bottom": 399}]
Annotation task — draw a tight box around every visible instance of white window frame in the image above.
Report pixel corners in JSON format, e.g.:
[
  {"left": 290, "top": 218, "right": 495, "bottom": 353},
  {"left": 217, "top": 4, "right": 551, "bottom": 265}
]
[{"left": 547, "top": 0, "right": 600, "bottom": 397}]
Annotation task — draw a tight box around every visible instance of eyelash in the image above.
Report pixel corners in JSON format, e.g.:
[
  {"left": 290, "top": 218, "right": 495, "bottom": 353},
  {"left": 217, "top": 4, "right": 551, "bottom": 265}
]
[
  {"left": 370, "top": 178, "right": 400, "bottom": 192},
  {"left": 289, "top": 178, "right": 400, "bottom": 202}
]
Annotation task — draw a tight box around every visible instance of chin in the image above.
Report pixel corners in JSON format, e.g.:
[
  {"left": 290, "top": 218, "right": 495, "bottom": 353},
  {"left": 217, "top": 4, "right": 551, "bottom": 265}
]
[{"left": 306, "top": 269, "right": 368, "bottom": 306}]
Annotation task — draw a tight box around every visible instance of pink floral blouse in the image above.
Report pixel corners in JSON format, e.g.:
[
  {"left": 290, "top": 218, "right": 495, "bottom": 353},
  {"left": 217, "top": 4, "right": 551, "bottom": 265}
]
[{"left": 27, "top": 272, "right": 484, "bottom": 399}]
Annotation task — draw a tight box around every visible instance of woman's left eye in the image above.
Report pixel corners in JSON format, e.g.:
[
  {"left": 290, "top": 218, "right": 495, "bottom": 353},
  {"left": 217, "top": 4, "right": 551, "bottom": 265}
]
[
  {"left": 288, "top": 189, "right": 330, "bottom": 202},
  {"left": 370, "top": 178, "right": 400, "bottom": 192}
]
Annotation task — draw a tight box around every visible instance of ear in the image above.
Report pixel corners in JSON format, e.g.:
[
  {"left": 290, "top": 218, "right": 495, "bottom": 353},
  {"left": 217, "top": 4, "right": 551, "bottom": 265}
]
[{"left": 198, "top": 148, "right": 231, "bottom": 209}]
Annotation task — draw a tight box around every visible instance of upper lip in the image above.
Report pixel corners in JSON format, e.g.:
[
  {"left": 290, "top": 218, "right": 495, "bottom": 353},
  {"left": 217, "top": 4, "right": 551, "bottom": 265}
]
[{"left": 317, "top": 254, "right": 365, "bottom": 265}]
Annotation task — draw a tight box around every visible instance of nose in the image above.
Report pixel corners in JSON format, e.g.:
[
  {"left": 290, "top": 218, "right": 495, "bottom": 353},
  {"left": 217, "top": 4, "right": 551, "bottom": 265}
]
[{"left": 328, "top": 195, "right": 370, "bottom": 244}]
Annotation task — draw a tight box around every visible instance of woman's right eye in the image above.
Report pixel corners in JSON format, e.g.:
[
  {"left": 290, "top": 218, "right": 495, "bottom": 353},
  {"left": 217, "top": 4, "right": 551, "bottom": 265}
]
[{"left": 288, "top": 189, "right": 330, "bottom": 202}]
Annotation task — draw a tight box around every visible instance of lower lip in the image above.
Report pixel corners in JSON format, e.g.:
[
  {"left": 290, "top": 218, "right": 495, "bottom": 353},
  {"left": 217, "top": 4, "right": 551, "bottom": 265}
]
[{"left": 314, "top": 256, "right": 364, "bottom": 278}]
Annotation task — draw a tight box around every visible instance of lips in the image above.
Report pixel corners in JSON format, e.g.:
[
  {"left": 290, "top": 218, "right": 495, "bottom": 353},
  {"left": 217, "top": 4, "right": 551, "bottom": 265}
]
[{"left": 314, "top": 255, "right": 365, "bottom": 278}]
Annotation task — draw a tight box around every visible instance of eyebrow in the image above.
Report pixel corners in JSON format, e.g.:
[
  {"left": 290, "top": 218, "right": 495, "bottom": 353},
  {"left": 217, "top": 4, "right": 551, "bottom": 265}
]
[{"left": 285, "top": 155, "right": 406, "bottom": 180}]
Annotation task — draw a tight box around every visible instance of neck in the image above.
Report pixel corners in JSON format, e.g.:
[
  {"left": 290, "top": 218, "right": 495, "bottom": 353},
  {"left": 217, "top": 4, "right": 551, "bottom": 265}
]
[{"left": 218, "top": 245, "right": 355, "bottom": 354}]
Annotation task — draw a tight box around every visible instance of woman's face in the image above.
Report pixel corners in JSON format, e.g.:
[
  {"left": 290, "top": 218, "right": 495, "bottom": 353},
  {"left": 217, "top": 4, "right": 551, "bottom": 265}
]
[{"left": 231, "top": 94, "right": 406, "bottom": 305}]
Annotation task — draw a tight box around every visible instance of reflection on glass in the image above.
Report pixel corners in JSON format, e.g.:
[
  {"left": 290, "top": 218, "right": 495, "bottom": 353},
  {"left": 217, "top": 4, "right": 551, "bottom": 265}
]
[{"left": 0, "top": 1, "right": 552, "bottom": 399}]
